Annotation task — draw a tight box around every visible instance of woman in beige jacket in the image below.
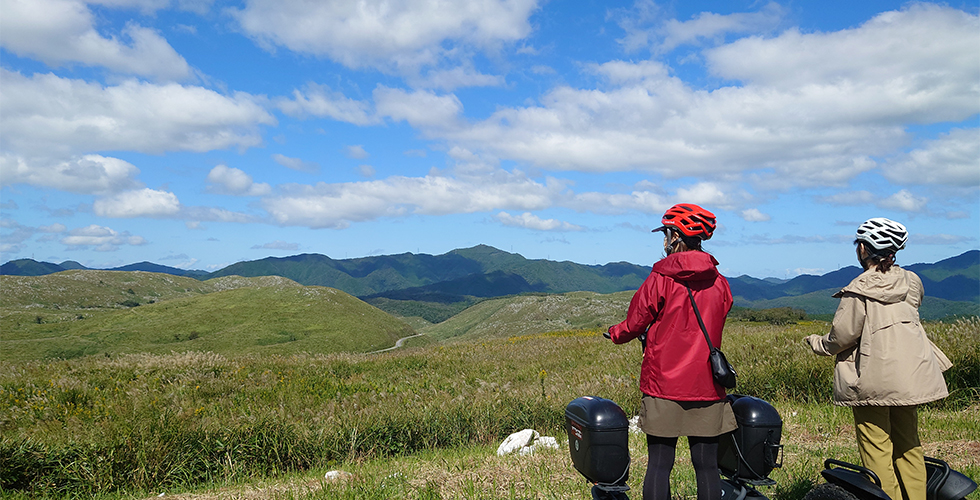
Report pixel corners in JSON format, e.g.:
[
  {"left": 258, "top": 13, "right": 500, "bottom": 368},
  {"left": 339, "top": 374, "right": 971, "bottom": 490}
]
[{"left": 805, "top": 218, "right": 950, "bottom": 500}]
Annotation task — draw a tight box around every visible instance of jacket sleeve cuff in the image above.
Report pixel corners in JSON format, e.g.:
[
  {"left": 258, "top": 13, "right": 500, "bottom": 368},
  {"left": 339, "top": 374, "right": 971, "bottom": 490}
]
[
  {"left": 608, "top": 323, "right": 636, "bottom": 344},
  {"left": 805, "top": 334, "right": 832, "bottom": 356}
]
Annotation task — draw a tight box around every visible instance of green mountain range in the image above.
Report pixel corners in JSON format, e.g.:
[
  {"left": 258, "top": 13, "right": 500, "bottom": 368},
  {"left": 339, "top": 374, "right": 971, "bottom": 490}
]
[{"left": 2, "top": 246, "right": 977, "bottom": 320}]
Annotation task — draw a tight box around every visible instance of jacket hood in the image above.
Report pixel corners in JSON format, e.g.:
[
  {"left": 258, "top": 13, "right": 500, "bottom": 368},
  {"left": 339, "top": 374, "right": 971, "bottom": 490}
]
[
  {"left": 833, "top": 266, "right": 910, "bottom": 303},
  {"left": 651, "top": 251, "right": 720, "bottom": 281}
]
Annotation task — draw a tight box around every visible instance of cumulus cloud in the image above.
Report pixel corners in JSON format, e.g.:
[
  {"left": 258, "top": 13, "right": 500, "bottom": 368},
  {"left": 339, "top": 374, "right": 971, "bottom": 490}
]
[
  {"left": 61, "top": 224, "right": 147, "bottom": 251},
  {"left": 0, "top": 154, "right": 141, "bottom": 195},
  {"left": 884, "top": 128, "right": 980, "bottom": 186},
  {"left": 0, "top": 69, "right": 275, "bottom": 158},
  {"left": 207, "top": 165, "right": 272, "bottom": 196},
  {"left": 262, "top": 168, "right": 559, "bottom": 228},
  {"left": 427, "top": 4, "right": 977, "bottom": 192},
  {"left": 0, "top": 0, "right": 191, "bottom": 80},
  {"left": 414, "top": 66, "right": 506, "bottom": 90},
  {"left": 344, "top": 145, "right": 369, "bottom": 159},
  {"left": 93, "top": 188, "right": 181, "bottom": 217},
  {"left": 229, "top": 0, "right": 539, "bottom": 77},
  {"left": 616, "top": 1, "right": 785, "bottom": 53},
  {"left": 740, "top": 208, "right": 770, "bottom": 222},
  {"left": 495, "top": 211, "right": 583, "bottom": 231},
  {"left": 257, "top": 158, "right": 753, "bottom": 229},
  {"left": 275, "top": 83, "right": 378, "bottom": 125},
  {"left": 877, "top": 189, "right": 928, "bottom": 213},
  {"left": 356, "top": 165, "right": 376, "bottom": 178},
  {"left": 375, "top": 87, "right": 463, "bottom": 129},
  {"left": 706, "top": 4, "right": 977, "bottom": 103},
  {"left": 272, "top": 154, "right": 320, "bottom": 174}
]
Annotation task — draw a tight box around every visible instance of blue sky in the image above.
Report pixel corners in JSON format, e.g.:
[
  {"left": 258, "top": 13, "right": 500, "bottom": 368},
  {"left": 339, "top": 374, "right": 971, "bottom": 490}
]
[{"left": 1, "top": 0, "right": 977, "bottom": 279}]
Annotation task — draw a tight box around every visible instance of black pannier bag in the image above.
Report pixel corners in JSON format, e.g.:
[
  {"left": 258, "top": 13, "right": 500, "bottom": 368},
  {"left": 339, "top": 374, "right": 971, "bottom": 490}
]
[
  {"left": 565, "top": 396, "right": 631, "bottom": 487},
  {"left": 718, "top": 395, "right": 784, "bottom": 483}
]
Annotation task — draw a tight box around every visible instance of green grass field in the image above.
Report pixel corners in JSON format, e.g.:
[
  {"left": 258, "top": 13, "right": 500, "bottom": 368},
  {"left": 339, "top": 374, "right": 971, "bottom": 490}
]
[
  {"left": 0, "top": 273, "right": 415, "bottom": 362},
  {"left": 1, "top": 316, "right": 977, "bottom": 499},
  {"left": 1, "top": 271, "right": 977, "bottom": 499}
]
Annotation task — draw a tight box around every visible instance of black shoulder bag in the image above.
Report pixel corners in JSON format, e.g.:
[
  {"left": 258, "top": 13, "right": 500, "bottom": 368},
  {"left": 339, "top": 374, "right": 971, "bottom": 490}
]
[{"left": 685, "top": 283, "right": 737, "bottom": 389}]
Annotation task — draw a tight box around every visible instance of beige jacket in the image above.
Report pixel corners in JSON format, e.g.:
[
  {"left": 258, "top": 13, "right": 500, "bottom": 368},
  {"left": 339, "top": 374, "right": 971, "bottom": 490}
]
[{"left": 805, "top": 266, "right": 950, "bottom": 407}]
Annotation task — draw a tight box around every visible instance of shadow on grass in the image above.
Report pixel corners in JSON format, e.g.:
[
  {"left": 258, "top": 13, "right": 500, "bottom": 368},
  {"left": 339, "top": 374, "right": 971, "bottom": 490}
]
[{"left": 775, "top": 477, "right": 818, "bottom": 500}]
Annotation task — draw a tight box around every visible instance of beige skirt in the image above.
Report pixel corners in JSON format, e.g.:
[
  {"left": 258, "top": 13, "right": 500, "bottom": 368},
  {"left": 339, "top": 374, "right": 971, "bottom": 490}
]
[{"left": 639, "top": 395, "right": 737, "bottom": 438}]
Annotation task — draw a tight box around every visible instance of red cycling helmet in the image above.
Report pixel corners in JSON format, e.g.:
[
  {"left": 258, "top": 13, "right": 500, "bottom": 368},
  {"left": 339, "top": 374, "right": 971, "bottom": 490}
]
[{"left": 653, "top": 203, "right": 716, "bottom": 240}]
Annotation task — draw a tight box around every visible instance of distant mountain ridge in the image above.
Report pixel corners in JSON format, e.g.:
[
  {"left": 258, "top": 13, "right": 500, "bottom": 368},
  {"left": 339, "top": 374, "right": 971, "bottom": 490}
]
[
  {"left": 0, "top": 259, "right": 209, "bottom": 278},
  {"left": 3, "top": 247, "right": 977, "bottom": 318}
]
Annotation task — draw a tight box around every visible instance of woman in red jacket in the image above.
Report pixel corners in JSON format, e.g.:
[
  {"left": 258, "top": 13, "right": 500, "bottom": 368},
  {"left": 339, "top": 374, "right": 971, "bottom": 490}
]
[{"left": 607, "top": 203, "right": 736, "bottom": 500}]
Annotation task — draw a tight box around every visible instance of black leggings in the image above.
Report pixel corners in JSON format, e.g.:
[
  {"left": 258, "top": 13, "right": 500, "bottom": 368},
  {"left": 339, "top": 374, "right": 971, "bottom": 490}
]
[{"left": 644, "top": 435, "right": 720, "bottom": 500}]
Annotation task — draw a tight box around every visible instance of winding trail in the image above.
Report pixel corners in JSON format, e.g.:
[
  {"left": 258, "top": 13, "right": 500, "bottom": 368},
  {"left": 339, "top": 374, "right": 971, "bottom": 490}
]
[{"left": 369, "top": 333, "right": 425, "bottom": 354}]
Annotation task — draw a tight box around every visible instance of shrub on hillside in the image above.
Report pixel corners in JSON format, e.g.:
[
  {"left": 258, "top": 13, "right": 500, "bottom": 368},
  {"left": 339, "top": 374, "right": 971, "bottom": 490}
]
[{"left": 730, "top": 306, "right": 807, "bottom": 325}]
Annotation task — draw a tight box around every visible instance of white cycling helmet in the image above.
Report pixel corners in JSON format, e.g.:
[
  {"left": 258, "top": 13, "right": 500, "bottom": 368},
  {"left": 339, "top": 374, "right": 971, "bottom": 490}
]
[{"left": 855, "top": 217, "right": 908, "bottom": 251}]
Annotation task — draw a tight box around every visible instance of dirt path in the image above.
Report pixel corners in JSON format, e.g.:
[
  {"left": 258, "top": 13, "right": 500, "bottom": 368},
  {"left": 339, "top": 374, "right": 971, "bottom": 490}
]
[{"left": 369, "top": 333, "right": 425, "bottom": 354}]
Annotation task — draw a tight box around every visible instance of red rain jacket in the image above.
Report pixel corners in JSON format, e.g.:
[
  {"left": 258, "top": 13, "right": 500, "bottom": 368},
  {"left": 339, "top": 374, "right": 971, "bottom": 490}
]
[{"left": 609, "top": 251, "right": 733, "bottom": 401}]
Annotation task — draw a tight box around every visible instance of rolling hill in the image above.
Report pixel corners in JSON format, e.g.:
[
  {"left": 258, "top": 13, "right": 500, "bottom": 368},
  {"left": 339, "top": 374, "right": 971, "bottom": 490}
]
[
  {"left": 420, "top": 290, "right": 634, "bottom": 341},
  {"left": 0, "top": 271, "right": 416, "bottom": 362}
]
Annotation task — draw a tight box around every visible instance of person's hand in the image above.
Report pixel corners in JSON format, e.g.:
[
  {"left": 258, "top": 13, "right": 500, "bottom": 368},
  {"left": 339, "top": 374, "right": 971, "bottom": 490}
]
[
  {"left": 603, "top": 328, "right": 612, "bottom": 339},
  {"left": 803, "top": 334, "right": 820, "bottom": 350}
]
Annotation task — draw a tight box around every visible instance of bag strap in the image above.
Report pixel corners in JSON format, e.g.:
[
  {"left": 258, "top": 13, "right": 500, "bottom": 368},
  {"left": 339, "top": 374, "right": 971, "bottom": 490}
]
[{"left": 685, "top": 283, "right": 716, "bottom": 351}]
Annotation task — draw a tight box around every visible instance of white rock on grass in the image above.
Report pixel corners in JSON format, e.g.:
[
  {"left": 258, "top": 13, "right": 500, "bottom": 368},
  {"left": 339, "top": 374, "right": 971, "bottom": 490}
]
[
  {"left": 324, "top": 470, "right": 353, "bottom": 482},
  {"left": 629, "top": 415, "right": 642, "bottom": 434},
  {"left": 497, "top": 429, "right": 560, "bottom": 456}
]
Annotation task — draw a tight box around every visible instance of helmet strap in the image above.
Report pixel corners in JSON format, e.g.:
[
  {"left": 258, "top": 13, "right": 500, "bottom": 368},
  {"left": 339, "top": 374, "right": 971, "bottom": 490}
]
[{"left": 664, "top": 230, "right": 682, "bottom": 255}]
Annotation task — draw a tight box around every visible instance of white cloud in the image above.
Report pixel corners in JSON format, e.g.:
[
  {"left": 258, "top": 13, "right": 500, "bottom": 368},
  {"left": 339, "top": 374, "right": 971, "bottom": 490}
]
[
  {"left": 262, "top": 169, "right": 558, "bottom": 228},
  {"left": 0, "top": 0, "right": 191, "bottom": 80},
  {"left": 0, "top": 154, "right": 141, "bottom": 195},
  {"left": 272, "top": 154, "right": 320, "bottom": 174},
  {"left": 909, "top": 233, "right": 976, "bottom": 245},
  {"left": 344, "top": 145, "right": 369, "bottom": 159},
  {"left": 251, "top": 240, "right": 300, "bottom": 251},
  {"left": 877, "top": 189, "right": 928, "bottom": 213},
  {"left": 207, "top": 164, "right": 272, "bottom": 196},
  {"left": 230, "top": 0, "right": 539, "bottom": 76},
  {"left": 356, "top": 165, "right": 376, "bottom": 178},
  {"left": 740, "top": 208, "right": 770, "bottom": 222},
  {"left": 619, "top": 2, "right": 784, "bottom": 53},
  {"left": 61, "top": 224, "right": 147, "bottom": 251},
  {"left": 275, "top": 83, "right": 379, "bottom": 125},
  {"left": 706, "top": 4, "right": 977, "bottom": 102},
  {"left": 426, "top": 4, "right": 977, "bottom": 192},
  {"left": 495, "top": 212, "right": 583, "bottom": 231},
  {"left": 676, "top": 182, "right": 730, "bottom": 208},
  {"left": 414, "top": 66, "right": 506, "bottom": 90},
  {"left": 93, "top": 188, "right": 181, "bottom": 217},
  {"left": 375, "top": 87, "right": 463, "bottom": 129},
  {"left": 181, "top": 206, "right": 257, "bottom": 223},
  {"left": 37, "top": 223, "right": 67, "bottom": 233},
  {"left": 0, "top": 69, "right": 275, "bottom": 158},
  {"left": 884, "top": 128, "right": 980, "bottom": 186}
]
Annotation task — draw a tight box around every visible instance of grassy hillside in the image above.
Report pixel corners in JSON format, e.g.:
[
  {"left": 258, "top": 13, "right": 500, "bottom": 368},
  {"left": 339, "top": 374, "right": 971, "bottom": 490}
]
[
  {"left": 422, "top": 291, "right": 634, "bottom": 341},
  {"left": 2, "top": 319, "right": 976, "bottom": 498},
  {"left": 0, "top": 271, "right": 415, "bottom": 362},
  {"left": 1, "top": 270, "right": 220, "bottom": 309}
]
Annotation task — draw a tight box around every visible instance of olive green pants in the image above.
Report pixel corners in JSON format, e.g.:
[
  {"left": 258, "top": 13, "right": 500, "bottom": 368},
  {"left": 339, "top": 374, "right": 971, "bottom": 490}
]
[{"left": 852, "top": 405, "right": 926, "bottom": 500}]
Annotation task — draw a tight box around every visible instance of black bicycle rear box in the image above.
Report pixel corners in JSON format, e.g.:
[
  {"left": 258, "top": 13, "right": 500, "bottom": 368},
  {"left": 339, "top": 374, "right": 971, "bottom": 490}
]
[
  {"left": 718, "top": 395, "right": 783, "bottom": 482},
  {"left": 565, "top": 396, "right": 630, "bottom": 485}
]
